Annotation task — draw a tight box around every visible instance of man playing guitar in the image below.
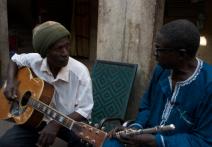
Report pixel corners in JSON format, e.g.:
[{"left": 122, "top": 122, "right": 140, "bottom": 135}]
[{"left": 0, "top": 21, "right": 94, "bottom": 147}]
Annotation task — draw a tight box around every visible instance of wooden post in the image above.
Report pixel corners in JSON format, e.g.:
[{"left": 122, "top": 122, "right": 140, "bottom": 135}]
[{"left": 0, "top": 0, "right": 9, "bottom": 87}]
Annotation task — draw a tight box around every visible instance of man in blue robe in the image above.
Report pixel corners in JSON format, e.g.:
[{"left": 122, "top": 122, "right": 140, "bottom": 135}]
[{"left": 103, "top": 19, "right": 212, "bottom": 147}]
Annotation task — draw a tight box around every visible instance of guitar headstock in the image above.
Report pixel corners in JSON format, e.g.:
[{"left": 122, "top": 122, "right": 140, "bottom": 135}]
[{"left": 74, "top": 122, "right": 107, "bottom": 147}]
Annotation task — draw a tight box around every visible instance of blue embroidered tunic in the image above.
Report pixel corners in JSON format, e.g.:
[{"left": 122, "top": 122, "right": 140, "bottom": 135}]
[
  {"left": 103, "top": 58, "right": 212, "bottom": 147},
  {"left": 135, "top": 58, "right": 212, "bottom": 147}
]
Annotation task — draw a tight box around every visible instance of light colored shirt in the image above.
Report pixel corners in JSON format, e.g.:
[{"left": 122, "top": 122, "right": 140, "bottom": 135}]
[{"left": 11, "top": 53, "right": 93, "bottom": 119}]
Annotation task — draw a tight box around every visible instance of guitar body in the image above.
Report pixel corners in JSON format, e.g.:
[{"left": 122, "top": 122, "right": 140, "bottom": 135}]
[{"left": 0, "top": 67, "right": 54, "bottom": 128}]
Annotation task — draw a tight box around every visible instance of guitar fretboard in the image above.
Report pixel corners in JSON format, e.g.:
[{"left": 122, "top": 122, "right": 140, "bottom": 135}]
[{"left": 27, "top": 98, "right": 75, "bottom": 130}]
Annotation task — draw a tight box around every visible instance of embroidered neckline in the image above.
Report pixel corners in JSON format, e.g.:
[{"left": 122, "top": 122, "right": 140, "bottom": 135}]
[
  {"left": 168, "top": 58, "right": 203, "bottom": 87},
  {"left": 160, "top": 58, "right": 203, "bottom": 125},
  {"left": 177, "top": 58, "right": 203, "bottom": 86}
]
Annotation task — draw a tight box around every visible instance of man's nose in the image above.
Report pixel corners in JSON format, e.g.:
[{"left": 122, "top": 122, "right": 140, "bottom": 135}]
[
  {"left": 59, "top": 51, "right": 68, "bottom": 58},
  {"left": 60, "top": 46, "right": 69, "bottom": 55}
]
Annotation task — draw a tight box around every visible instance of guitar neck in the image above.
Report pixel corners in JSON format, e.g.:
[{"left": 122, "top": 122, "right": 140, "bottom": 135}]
[
  {"left": 27, "top": 98, "right": 108, "bottom": 147},
  {"left": 27, "top": 98, "right": 76, "bottom": 130}
]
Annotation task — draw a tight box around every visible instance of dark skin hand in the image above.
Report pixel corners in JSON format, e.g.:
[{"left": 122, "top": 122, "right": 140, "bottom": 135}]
[
  {"left": 118, "top": 133, "right": 156, "bottom": 147},
  {"left": 37, "top": 120, "right": 61, "bottom": 147},
  {"left": 3, "top": 61, "right": 19, "bottom": 101},
  {"left": 3, "top": 79, "right": 19, "bottom": 101},
  {"left": 37, "top": 112, "right": 87, "bottom": 147},
  {"left": 108, "top": 127, "right": 157, "bottom": 147}
]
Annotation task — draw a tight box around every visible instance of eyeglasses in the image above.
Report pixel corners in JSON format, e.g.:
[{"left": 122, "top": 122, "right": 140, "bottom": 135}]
[
  {"left": 155, "top": 48, "right": 186, "bottom": 53},
  {"left": 155, "top": 48, "right": 173, "bottom": 52}
]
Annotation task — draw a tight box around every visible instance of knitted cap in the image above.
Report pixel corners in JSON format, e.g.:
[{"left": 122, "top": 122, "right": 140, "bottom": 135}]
[{"left": 32, "top": 21, "right": 70, "bottom": 57}]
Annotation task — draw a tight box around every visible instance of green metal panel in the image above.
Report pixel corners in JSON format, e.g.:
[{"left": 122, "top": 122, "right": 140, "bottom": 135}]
[{"left": 91, "top": 60, "right": 137, "bottom": 131}]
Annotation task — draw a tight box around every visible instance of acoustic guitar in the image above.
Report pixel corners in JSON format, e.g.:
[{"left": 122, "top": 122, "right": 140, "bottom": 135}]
[{"left": 0, "top": 67, "right": 107, "bottom": 147}]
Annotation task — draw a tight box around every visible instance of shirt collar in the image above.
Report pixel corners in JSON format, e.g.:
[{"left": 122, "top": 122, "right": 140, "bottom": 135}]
[
  {"left": 40, "top": 58, "right": 51, "bottom": 74},
  {"left": 40, "top": 58, "right": 70, "bottom": 82}
]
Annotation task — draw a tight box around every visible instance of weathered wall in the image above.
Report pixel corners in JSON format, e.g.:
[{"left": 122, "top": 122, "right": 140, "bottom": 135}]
[
  {"left": 97, "top": 0, "right": 165, "bottom": 119},
  {"left": 0, "top": 0, "right": 11, "bottom": 141},
  {"left": 0, "top": 0, "right": 9, "bottom": 86}
]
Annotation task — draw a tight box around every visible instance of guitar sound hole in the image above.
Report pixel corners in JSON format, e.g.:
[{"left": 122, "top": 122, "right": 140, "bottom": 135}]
[{"left": 21, "top": 91, "right": 32, "bottom": 106}]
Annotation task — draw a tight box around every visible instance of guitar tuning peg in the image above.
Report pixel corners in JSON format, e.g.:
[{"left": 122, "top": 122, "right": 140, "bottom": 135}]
[
  {"left": 91, "top": 139, "right": 96, "bottom": 144},
  {"left": 88, "top": 121, "right": 92, "bottom": 125},
  {"left": 101, "top": 126, "right": 105, "bottom": 131},
  {"left": 79, "top": 139, "right": 85, "bottom": 145},
  {"left": 85, "top": 142, "right": 93, "bottom": 147},
  {"left": 94, "top": 123, "right": 99, "bottom": 128}
]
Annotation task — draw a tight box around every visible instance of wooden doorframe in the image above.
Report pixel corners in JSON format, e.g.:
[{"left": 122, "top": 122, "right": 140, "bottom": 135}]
[{"left": 70, "top": 0, "right": 98, "bottom": 61}]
